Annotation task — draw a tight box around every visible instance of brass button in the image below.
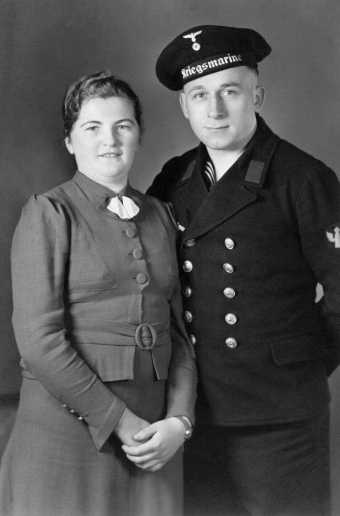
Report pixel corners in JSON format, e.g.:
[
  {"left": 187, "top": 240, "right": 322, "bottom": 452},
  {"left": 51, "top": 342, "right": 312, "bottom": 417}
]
[
  {"left": 225, "top": 337, "right": 238, "bottom": 349},
  {"left": 183, "top": 260, "right": 193, "bottom": 272},
  {"left": 132, "top": 248, "right": 143, "bottom": 259},
  {"left": 184, "top": 310, "right": 193, "bottom": 323},
  {"left": 225, "top": 313, "right": 238, "bottom": 325},
  {"left": 223, "top": 287, "right": 236, "bottom": 299},
  {"left": 223, "top": 263, "right": 234, "bottom": 274},
  {"left": 225, "top": 238, "right": 235, "bottom": 250},
  {"left": 184, "top": 286, "right": 192, "bottom": 298},
  {"left": 136, "top": 272, "right": 148, "bottom": 284},
  {"left": 184, "top": 239, "right": 196, "bottom": 248},
  {"left": 190, "top": 334, "right": 197, "bottom": 345}
]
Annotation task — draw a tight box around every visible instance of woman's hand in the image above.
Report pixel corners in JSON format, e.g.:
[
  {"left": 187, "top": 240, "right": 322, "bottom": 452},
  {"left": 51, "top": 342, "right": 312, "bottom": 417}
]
[
  {"left": 114, "top": 407, "right": 150, "bottom": 446},
  {"left": 122, "top": 417, "right": 185, "bottom": 472}
]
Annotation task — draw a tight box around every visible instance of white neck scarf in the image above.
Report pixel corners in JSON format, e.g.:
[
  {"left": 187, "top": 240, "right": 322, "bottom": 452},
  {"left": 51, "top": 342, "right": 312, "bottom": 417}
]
[{"left": 106, "top": 195, "right": 140, "bottom": 220}]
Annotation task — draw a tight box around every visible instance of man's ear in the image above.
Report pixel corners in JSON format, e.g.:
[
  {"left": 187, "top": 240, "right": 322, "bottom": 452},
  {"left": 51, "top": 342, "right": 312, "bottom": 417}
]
[
  {"left": 179, "top": 91, "right": 189, "bottom": 119},
  {"left": 64, "top": 137, "right": 74, "bottom": 155},
  {"left": 254, "top": 86, "right": 265, "bottom": 110}
]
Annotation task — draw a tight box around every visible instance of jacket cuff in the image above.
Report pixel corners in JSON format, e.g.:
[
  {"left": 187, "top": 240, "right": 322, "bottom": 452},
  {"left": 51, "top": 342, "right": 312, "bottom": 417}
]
[{"left": 89, "top": 397, "right": 126, "bottom": 451}]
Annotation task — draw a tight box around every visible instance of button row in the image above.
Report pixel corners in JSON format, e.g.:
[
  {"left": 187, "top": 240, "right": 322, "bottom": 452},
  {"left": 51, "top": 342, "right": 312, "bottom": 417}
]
[
  {"left": 188, "top": 334, "right": 238, "bottom": 349},
  {"left": 183, "top": 237, "right": 235, "bottom": 250},
  {"left": 62, "top": 403, "right": 84, "bottom": 421},
  {"left": 184, "top": 261, "right": 236, "bottom": 275},
  {"left": 184, "top": 311, "right": 238, "bottom": 326}
]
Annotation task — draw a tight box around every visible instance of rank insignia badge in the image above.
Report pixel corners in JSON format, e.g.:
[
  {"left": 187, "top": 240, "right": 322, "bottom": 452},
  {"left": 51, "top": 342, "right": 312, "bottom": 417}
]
[{"left": 326, "top": 225, "right": 340, "bottom": 248}]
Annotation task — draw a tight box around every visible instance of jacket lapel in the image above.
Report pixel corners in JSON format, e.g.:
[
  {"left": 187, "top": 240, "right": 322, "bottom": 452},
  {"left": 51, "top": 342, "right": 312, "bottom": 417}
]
[
  {"left": 178, "top": 117, "right": 280, "bottom": 240},
  {"left": 171, "top": 148, "right": 209, "bottom": 230},
  {"left": 184, "top": 165, "right": 258, "bottom": 240}
]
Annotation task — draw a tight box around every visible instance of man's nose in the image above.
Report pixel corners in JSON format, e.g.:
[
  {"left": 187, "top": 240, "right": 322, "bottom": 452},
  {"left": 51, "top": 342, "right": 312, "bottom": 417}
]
[{"left": 208, "top": 93, "right": 226, "bottom": 118}]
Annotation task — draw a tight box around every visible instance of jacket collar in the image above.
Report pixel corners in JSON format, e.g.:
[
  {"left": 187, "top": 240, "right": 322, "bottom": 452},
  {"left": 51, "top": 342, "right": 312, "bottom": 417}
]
[
  {"left": 72, "top": 171, "right": 141, "bottom": 209},
  {"left": 177, "top": 116, "right": 280, "bottom": 240}
]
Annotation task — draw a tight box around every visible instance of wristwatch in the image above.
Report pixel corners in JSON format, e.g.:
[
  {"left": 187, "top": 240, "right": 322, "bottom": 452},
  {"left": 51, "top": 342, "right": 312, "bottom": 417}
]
[{"left": 174, "top": 415, "right": 193, "bottom": 440}]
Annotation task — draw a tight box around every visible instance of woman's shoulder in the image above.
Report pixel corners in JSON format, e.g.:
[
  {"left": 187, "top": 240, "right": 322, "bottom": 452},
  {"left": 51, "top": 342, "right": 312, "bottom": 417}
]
[
  {"left": 21, "top": 179, "right": 76, "bottom": 218},
  {"left": 16, "top": 181, "right": 77, "bottom": 238}
]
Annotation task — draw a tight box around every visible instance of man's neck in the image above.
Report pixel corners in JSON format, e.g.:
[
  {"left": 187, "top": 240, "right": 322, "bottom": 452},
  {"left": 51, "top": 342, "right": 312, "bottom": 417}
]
[
  {"left": 207, "top": 121, "right": 257, "bottom": 181},
  {"left": 208, "top": 148, "right": 245, "bottom": 181}
]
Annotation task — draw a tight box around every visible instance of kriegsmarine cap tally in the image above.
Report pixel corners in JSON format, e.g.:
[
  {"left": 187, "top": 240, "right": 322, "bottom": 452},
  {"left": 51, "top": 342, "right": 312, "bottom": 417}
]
[{"left": 156, "top": 25, "right": 271, "bottom": 90}]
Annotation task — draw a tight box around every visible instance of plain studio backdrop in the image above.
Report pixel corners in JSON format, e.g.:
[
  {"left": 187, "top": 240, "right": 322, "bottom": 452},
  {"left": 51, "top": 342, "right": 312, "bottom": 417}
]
[{"left": 1, "top": 0, "right": 340, "bottom": 513}]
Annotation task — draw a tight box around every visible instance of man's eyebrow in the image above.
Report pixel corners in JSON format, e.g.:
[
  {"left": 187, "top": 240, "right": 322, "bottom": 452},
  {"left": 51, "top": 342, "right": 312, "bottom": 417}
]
[{"left": 187, "top": 81, "right": 242, "bottom": 93}]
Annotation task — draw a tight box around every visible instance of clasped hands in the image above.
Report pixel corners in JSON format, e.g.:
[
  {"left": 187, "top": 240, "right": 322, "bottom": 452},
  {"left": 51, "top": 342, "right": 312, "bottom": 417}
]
[{"left": 115, "top": 407, "right": 185, "bottom": 472}]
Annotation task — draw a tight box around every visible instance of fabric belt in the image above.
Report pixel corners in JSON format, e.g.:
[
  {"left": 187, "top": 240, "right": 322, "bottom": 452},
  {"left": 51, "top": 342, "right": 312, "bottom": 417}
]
[{"left": 71, "top": 322, "right": 169, "bottom": 350}]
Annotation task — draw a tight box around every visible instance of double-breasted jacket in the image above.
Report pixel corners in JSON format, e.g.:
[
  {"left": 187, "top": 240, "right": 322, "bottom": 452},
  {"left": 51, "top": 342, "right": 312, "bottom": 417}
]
[{"left": 148, "top": 116, "right": 340, "bottom": 425}]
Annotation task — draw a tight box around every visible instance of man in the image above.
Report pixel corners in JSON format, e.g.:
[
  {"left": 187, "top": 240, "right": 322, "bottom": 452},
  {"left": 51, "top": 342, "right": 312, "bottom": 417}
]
[{"left": 148, "top": 25, "right": 340, "bottom": 516}]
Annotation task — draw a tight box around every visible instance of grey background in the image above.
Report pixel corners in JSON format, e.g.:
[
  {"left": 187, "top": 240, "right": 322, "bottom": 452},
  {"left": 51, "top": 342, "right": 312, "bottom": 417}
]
[{"left": 1, "top": 0, "right": 340, "bottom": 512}]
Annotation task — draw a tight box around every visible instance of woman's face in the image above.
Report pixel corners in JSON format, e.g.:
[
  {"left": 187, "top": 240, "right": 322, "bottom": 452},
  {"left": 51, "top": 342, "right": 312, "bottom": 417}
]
[{"left": 65, "top": 95, "right": 140, "bottom": 187}]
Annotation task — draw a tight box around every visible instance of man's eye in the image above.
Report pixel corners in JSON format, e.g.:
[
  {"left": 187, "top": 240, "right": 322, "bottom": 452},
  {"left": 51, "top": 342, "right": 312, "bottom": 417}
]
[
  {"left": 192, "top": 92, "right": 206, "bottom": 100},
  {"left": 85, "top": 125, "right": 99, "bottom": 132},
  {"left": 223, "top": 89, "right": 237, "bottom": 96}
]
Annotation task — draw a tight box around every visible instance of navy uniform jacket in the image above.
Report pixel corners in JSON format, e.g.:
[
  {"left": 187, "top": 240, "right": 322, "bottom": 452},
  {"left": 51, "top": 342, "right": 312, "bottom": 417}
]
[{"left": 148, "top": 116, "right": 340, "bottom": 426}]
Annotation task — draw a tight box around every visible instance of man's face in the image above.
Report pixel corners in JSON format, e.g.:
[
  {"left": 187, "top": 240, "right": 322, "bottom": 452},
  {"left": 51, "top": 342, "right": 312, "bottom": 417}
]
[{"left": 179, "top": 66, "right": 264, "bottom": 152}]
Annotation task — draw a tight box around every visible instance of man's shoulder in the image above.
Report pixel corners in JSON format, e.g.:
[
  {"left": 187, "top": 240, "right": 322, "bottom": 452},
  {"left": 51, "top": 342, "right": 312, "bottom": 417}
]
[
  {"left": 273, "top": 135, "right": 329, "bottom": 173},
  {"left": 271, "top": 136, "right": 337, "bottom": 187},
  {"left": 162, "top": 146, "right": 198, "bottom": 171},
  {"left": 147, "top": 146, "right": 198, "bottom": 200}
]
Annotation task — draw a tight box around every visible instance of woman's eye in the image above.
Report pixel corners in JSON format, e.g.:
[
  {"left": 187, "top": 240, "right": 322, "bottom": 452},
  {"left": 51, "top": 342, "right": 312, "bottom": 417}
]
[
  {"left": 85, "top": 125, "right": 99, "bottom": 132},
  {"left": 117, "top": 124, "right": 132, "bottom": 131}
]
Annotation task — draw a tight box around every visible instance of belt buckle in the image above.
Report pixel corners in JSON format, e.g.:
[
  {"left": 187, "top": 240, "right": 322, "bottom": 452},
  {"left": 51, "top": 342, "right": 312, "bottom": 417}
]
[{"left": 135, "top": 323, "right": 157, "bottom": 350}]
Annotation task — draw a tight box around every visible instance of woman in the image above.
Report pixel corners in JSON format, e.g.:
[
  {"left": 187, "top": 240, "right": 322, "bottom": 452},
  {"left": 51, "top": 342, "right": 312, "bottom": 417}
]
[{"left": 0, "top": 71, "right": 196, "bottom": 516}]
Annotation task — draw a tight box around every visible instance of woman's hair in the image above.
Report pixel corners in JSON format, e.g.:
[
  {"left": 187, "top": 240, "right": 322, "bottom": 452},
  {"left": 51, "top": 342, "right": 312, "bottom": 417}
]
[{"left": 62, "top": 70, "right": 143, "bottom": 137}]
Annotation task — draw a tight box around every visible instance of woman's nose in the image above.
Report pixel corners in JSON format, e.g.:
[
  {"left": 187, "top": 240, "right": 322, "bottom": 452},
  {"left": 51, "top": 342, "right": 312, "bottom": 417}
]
[{"left": 102, "top": 127, "right": 119, "bottom": 145}]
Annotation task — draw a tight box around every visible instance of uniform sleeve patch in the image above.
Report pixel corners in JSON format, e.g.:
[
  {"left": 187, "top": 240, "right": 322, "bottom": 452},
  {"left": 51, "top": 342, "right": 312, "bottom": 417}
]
[{"left": 326, "top": 224, "right": 340, "bottom": 248}]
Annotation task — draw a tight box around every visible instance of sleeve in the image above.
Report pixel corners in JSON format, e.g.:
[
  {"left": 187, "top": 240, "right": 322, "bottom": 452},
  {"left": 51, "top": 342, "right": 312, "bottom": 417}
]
[
  {"left": 295, "top": 166, "right": 340, "bottom": 375},
  {"left": 165, "top": 278, "right": 197, "bottom": 425},
  {"left": 11, "top": 195, "right": 126, "bottom": 450}
]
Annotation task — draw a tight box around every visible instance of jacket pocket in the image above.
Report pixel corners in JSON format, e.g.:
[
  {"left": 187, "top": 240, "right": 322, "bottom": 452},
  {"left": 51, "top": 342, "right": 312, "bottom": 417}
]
[{"left": 271, "top": 334, "right": 327, "bottom": 366}]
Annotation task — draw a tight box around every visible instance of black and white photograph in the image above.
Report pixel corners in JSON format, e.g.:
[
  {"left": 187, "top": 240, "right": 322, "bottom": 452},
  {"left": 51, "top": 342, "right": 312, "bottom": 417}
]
[{"left": 0, "top": 1, "right": 339, "bottom": 515}]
